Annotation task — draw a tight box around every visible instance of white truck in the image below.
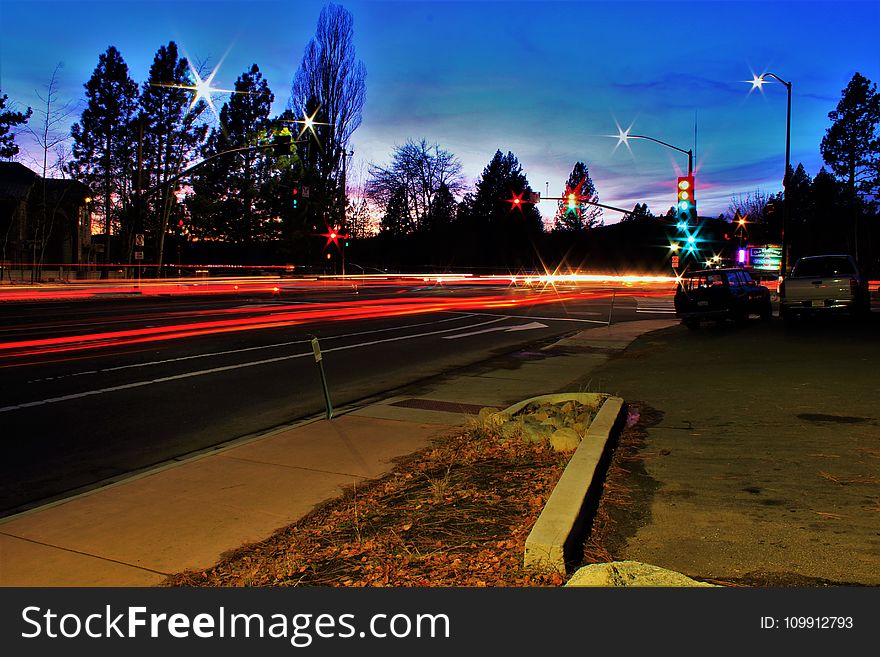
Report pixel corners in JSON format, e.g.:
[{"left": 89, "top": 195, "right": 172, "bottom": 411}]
[{"left": 779, "top": 254, "right": 870, "bottom": 323}]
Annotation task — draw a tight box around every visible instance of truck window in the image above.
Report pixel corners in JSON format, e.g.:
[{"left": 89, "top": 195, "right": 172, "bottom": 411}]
[{"left": 792, "top": 257, "right": 855, "bottom": 278}]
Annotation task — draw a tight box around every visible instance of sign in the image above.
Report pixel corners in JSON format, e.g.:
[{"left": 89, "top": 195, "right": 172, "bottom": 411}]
[
  {"left": 311, "top": 337, "right": 322, "bottom": 362},
  {"left": 135, "top": 233, "right": 145, "bottom": 247},
  {"left": 749, "top": 246, "right": 782, "bottom": 272},
  {"left": 302, "top": 186, "right": 310, "bottom": 198},
  {"left": 671, "top": 255, "right": 680, "bottom": 268},
  {"left": 134, "top": 251, "right": 144, "bottom": 260},
  {"left": 529, "top": 191, "right": 541, "bottom": 204}
]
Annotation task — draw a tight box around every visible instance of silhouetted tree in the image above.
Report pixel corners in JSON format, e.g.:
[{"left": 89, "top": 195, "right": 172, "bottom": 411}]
[
  {"left": 466, "top": 150, "right": 542, "bottom": 267},
  {"left": 24, "top": 64, "right": 77, "bottom": 278},
  {"left": 820, "top": 72, "right": 880, "bottom": 258},
  {"left": 623, "top": 202, "right": 653, "bottom": 221},
  {"left": 366, "top": 138, "right": 463, "bottom": 233},
  {"left": 188, "top": 64, "right": 274, "bottom": 244},
  {"left": 380, "top": 186, "right": 409, "bottom": 236},
  {"left": 554, "top": 161, "right": 601, "bottom": 230},
  {"left": 289, "top": 3, "right": 366, "bottom": 228},
  {"left": 139, "top": 41, "right": 209, "bottom": 268},
  {"left": 0, "top": 92, "right": 31, "bottom": 159},
  {"left": 69, "top": 46, "right": 140, "bottom": 267}
]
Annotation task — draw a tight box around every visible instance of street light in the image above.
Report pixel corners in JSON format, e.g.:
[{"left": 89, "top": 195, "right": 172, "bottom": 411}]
[
  {"left": 747, "top": 71, "right": 792, "bottom": 276},
  {"left": 611, "top": 125, "right": 694, "bottom": 176}
]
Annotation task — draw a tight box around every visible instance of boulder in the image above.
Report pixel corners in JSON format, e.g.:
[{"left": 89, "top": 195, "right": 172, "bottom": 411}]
[
  {"left": 566, "top": 561, "right": 718, "bottom": 587},
  {"left": 549, "top": 427, "right": 581, "bottom": 453}
]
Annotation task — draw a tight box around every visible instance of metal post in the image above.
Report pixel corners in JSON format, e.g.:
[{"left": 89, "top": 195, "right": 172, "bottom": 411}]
[{"left": 311, "top": 337, "right": 333, "bottom": 420}]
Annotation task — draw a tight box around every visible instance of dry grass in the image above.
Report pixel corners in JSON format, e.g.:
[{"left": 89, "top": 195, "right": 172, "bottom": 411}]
[{"left": 162, "top": 423, "right": 569, "bottom": 588}]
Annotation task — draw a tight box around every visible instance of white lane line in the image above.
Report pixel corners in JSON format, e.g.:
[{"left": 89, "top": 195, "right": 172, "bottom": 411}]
[
  {"left": 456, "top": 311, "right": 608, "bottom": 324},
  {"left": 24, "top": 313, "right": 475, "bottom": 384},
  {"left": 442, "top": 321, "right": 548, "bottom": 339},
  {"left": 2, "top": 316, "right": 509, "bottom": 413}
]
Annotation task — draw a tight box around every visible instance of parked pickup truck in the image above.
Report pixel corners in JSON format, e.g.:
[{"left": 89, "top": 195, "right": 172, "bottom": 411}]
[{"left": 779, "top": 254, "right": 870, "bottom": 323}]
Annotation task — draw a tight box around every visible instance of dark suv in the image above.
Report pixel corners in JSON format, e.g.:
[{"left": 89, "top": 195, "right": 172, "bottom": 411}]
[{"left": 674, "top": 268, "right": 772, "bottom": 329}]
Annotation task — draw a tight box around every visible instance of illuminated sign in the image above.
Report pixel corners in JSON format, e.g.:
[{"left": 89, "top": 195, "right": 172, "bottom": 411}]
[{"left": 749, "top": 246, "right": 782, "bottom": 271}]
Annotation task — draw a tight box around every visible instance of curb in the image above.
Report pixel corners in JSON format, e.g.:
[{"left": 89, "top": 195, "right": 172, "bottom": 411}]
[{"left": 523, "top": 395, "right": 626, "bottom": 574}]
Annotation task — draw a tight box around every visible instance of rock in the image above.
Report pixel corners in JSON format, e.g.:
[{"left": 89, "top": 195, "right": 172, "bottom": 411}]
[
  {"left": 501, "top": 421, "right": 523, "bottom": 439},
  {"left": 520, "top": 421, "right": 552, "bottom": 444},
  {"left": 571, "top": 422, "right": 589, "bottom": 437},
  {"left": 549, "top": 428, "right": 581, "bottom": 453},
  {"left": 477, "top": 407, "right": 504, "bottom": 427},
  {"left": 565, "top": 561, "right": 718, "bottom": 587}
]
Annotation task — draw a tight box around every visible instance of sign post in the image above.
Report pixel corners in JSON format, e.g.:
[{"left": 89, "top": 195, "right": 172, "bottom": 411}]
[
  {"left": 134, "top": 235, "right": 144, "bottom": 289},
  {"left": 311, "top": 337, "right": 333, "bottom": 420}
]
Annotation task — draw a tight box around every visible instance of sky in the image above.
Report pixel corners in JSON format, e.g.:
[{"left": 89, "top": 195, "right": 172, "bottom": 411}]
[{"left": 2, "top": 0, "right": 879, "bottom": 223}]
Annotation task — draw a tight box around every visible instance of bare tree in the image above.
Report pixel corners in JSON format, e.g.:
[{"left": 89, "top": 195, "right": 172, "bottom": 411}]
[
  {"left": 726, "top": 189, "right": 773, "bottom": 223},
  {"left": 345, "top": 159, "right": 377, "bottom": 238},
  {"left": 366, "top": 138, "right": 464, "bottom": 233},
  {"left": 25, "top": 63, "right": 79, "bottom": 279}
]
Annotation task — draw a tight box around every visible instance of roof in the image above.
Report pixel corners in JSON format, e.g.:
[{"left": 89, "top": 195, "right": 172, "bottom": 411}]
[
  {"left": 0, "top": 161, "right": 91, "bottom": 205},
  {"left": 0, "top": 161, "right": 38, "bottom": 201}
]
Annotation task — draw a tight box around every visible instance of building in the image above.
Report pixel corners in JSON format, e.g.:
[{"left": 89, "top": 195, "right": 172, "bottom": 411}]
[{"left": 0, "top": 161, "right": 94, "bottom": 280}]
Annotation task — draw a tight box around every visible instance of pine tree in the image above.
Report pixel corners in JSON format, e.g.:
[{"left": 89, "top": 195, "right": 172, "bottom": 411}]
[
  {"left": 0, "top": 92, "right": 32, "bottom": 159},
  {"left": 820, "top": 72, "right": 880, "bottom": 259},
  {"left": 380, "top": 186, "right": 409, "bottom": 236},
  {"left": 554, "top": 162, "right": 602, "bottom": 231},
  {"left": 188, "top": 64, "right": 274, "bottom": 244},
  {"left": 139, "top": 41, "right": 209, "bottom": 267},
  {"left": 468, "top": 150, "right": 542, "bottom": 266},
  {"left": 68, "top": 46, "right": 139, "bottom": 265}
]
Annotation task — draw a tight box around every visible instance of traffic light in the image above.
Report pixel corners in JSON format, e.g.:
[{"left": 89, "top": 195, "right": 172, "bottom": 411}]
[
  {"left": 676, "top": 176, "right": 695, "bottom": 225},
  {"left": 292, "top": 185, "right": 299, "bottom": 209},
  {"left": 567, "top": 193, "right": 577, "bottom": 212},
  {"left": 273, "top": 133, "right": 292, "bottom": 156}
]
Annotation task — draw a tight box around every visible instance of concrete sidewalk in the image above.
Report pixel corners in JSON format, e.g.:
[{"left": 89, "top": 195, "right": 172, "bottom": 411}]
[{"left": 0, "top": 319, "right": 677, "bottom": 587}]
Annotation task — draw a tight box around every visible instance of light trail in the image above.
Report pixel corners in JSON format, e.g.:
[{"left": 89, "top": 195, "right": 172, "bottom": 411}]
[
  {"left": 0, "top": 316, "right": 516, "bottom": 414},
  {"left": 0, "top": 272, "right": 678, "bottom": 302},
  {"left": 0, "top": 289, "right": 619, "bottom": 359}
]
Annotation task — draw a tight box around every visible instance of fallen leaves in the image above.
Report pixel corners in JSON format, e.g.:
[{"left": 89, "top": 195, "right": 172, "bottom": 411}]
[{"left": 162, "top": 424, "right": 567, "bottom": 588}]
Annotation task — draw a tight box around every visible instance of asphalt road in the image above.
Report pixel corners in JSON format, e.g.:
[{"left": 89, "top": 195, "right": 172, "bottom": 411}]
[{"left": 0, "top": 281, "right": 674, "bottom": 515}]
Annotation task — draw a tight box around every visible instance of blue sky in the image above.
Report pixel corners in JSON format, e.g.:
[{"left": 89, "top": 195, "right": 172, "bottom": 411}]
[{"left": 2, "top": 0, "right": 879, "bottom": 221}]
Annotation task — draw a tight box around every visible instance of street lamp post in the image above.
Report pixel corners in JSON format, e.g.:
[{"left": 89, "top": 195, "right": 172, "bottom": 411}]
[{"left": 750, "top": 72, "right": 792, "bottom": 276}]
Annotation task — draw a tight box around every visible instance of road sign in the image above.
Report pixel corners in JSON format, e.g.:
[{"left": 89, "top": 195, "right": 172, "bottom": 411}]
[
  {"left": 671, "top": 255, "right": 680, "bottom": 268},
  {"left": 311, "top": 337, "right": 322, "bottom": 362},
  {"left": 135, "top": 233, "right": 144, "bottom": 247},
  {"left": 302, "top": 186, "right": 310, "bottom": 198},
  {"left": 134, "top": 251, "right": 144, "bottom": 260}
]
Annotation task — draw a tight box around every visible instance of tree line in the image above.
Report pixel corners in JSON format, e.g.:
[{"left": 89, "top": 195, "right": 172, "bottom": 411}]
[
  {"left": 2, "top": 7, "right": 878, "bottom": 274},
  {"left": 2, "top": 3, "right": 366, "bottom": 272}
]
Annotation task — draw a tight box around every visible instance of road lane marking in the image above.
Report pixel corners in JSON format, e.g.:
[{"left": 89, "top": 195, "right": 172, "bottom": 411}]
[
  {"left": 456, "top": 311, "right": 607, "bottom": 324},
  {"left": 22, "top": 313, "right": 480, "bottom": 384},
  {"left": 1, "top": 316, "right": 510, "bottom": 413},
  {"left": 442, "top": 321, "right": 548, "bottom": 339}
]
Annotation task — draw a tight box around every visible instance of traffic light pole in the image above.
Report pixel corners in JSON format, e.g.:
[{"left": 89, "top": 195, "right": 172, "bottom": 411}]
[
  {"left": 628, "top": 135, "right": 693, "bottom": 176},
  {"left": 540, "top": 196, "right": 633, "bottom": 216}
]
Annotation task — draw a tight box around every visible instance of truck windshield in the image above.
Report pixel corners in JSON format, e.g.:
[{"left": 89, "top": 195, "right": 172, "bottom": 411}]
[{"left": 792, "top": 257, "right": 855, "bottom": 278}]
